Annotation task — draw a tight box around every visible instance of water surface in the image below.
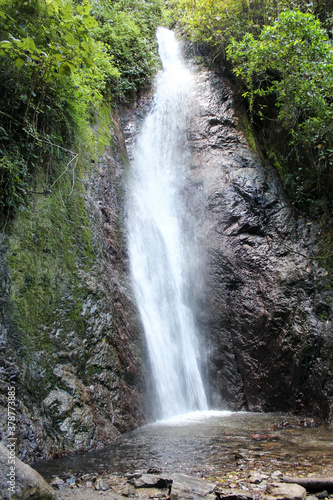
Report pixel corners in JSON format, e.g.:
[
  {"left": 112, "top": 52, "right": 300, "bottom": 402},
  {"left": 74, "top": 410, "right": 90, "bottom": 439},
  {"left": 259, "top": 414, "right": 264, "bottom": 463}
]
[{"left": 34, "top": 411, "right": 333, "bottom": 481}]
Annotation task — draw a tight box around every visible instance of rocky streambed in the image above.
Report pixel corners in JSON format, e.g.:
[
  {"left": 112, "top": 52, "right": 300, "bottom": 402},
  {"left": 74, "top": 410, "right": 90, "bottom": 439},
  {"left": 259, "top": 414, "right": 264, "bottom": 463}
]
[
  {"left": 32, "top": 469, "right": 333, "bottom": 500},
  {"left": 25, "top": 411, "right": 332, "bottom": 500}
]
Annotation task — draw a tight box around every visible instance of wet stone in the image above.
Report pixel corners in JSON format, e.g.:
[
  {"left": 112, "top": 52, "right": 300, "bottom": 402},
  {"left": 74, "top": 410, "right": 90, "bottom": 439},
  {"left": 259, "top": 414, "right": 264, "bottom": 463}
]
[{"left": 131, "top": 474, "right": 172, "bottom": 490}]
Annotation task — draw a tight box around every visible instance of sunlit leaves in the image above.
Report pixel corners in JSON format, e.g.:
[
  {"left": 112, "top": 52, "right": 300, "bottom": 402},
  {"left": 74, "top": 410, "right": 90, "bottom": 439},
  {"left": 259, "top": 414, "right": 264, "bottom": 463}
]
[{"left": 0, "top": 0, "right": 162, "bottom": 216}]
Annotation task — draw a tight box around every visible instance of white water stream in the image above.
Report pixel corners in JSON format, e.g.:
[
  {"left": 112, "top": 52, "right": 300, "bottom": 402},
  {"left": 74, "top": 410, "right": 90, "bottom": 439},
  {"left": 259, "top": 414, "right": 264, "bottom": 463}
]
[{"left": 127, "top": 27, "right": 208, "bottom": 418}]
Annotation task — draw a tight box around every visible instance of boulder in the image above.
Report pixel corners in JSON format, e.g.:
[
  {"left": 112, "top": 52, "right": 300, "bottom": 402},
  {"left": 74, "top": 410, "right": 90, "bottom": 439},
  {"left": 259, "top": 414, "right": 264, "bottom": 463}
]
[
  {"left": 131, "top": 474, "right": 172, "bottom": 490},
  {"left": 0, "top": 442, "right": 55, "bottom": 499},
  {"left": 169, "top": 473, "right": 217, "bottom": 500},
  {"left": 265, "top": 482, "right": 306, "bottom": 500}
]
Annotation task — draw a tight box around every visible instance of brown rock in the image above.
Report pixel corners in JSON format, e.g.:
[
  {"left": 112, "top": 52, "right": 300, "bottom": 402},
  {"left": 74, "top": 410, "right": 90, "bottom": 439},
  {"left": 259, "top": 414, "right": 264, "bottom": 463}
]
[{"left": 265, "top": 482, "right": 306, "bottom": 500}]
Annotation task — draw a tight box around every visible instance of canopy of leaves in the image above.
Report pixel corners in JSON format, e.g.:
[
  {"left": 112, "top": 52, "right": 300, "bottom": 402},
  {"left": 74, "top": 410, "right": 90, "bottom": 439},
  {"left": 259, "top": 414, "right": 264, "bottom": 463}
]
[{"left": 0, "top": 0, "right": 162, "bottom": 219}]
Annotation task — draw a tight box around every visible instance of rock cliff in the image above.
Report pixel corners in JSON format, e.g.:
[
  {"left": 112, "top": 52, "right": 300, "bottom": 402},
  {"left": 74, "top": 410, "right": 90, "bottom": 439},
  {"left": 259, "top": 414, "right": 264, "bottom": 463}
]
[
  {"left": 0, "top": 109, "right": 147, "bottom": 462},
  {"left": 187, "top": 70, "right": 333, "bottom": 419}
]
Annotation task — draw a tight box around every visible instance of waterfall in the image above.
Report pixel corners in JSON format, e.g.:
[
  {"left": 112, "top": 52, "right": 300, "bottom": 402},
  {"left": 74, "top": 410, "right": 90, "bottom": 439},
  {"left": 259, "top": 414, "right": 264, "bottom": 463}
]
[{"left": 127, "top": 27, "right": 208, "bottom": 419}]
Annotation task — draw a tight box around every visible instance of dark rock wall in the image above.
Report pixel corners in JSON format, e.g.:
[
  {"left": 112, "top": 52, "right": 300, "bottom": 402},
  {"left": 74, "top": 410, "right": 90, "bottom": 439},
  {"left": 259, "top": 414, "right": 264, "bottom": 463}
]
[
  {"left": 0, "top": 109, "right": 147, "bottom": 462},
  {"left": 188, "top": 70, "right": 333, "bottom": 420}
]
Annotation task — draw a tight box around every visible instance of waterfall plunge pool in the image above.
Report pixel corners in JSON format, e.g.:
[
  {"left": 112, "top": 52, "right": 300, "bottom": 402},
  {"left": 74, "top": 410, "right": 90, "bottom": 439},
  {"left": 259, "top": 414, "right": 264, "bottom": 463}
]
[{"left": 33, "top": 411, "right": 333, "bottom": 481}]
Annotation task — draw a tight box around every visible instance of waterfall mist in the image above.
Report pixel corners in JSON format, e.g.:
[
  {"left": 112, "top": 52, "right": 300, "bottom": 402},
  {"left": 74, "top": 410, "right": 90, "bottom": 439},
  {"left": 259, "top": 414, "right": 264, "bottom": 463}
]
[{"left": 127, "top": 27, "right": 207, "bottom": 419}]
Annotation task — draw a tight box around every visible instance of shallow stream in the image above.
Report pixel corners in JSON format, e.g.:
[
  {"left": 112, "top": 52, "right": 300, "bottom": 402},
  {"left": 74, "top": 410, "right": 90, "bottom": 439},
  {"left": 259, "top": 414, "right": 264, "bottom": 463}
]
[{"left": 34, "top": 411, "right": 333, "bottom": 481}]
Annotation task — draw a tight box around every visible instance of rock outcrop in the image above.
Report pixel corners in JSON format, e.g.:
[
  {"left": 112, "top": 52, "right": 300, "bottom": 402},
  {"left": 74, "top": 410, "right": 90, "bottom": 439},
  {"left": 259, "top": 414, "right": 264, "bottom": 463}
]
[{"left": 187, "top": 70, "right": 333, "bottom": 419}]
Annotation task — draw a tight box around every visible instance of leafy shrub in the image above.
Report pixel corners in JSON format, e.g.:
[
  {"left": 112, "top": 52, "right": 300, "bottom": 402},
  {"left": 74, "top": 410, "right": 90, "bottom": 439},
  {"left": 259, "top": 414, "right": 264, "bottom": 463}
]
[
  {"left": 91, "top": 0, "right": 162, "bottom": 101},
  {"left": 227, "top": 10, "right": 333, "bottom": 210},
  {"left": 0, "top": 0, "right": 162, "bottom": 219}
]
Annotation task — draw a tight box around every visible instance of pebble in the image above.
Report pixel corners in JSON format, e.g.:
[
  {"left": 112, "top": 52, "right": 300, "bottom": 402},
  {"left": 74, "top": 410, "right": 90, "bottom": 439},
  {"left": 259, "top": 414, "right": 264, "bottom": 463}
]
[{"left": 95, "top": 478, "right": 109, "bottom": 491}]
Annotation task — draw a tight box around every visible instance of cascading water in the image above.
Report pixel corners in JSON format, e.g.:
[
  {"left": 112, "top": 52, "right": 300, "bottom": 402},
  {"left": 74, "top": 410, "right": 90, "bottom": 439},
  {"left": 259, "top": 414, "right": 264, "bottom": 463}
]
[{"left": 127, "top": 27, "right": 208, "bottom": 419}]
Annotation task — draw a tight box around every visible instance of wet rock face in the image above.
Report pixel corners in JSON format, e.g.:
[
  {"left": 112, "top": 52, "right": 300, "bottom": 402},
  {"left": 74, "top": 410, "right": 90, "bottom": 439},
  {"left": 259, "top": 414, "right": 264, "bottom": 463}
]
[
  {"left": 188, "top": 71, "right": 333, "bottom": 419},
  {"left": 0, "top": 110, "right": 147, "bottom": 461}
]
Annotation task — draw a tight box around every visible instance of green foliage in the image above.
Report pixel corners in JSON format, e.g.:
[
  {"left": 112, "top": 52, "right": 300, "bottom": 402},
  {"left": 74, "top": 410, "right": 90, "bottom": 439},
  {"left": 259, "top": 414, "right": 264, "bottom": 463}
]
[
  {"left": 0, "top": 0, "right": 162, "bottom": 219},
  {"left": 0, "top": 0, "right": 113, "bottom": 218},
  {"left": 170, "top": 0, "right": 332, "bottom": 60},
  {"left": 91, "top": 0, "right": 162, "bottom": 100},
  {"left": 170, "top": 0, "right": 333, "bottom": 213},
  {"left": 0, "top": 152, "right": 29, "bottom": 213},
  {"left": 169, "top": 0, "right": 246, "bottom": 61},
  {"left": 169, "top": 0, "right": 304, "bottom": 61},
  {"left": 227, "top": 10, "right": 333, "bottom": 210}
]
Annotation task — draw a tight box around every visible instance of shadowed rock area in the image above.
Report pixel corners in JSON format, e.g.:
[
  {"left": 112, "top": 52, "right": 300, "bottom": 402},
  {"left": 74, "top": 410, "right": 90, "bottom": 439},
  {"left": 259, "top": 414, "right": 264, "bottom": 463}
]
[{"left": 187, "top": 70, "right": 333, "bottom": 419}]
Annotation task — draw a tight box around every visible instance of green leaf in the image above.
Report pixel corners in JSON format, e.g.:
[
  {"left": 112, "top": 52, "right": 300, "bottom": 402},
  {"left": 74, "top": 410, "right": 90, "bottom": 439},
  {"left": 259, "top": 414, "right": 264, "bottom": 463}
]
[
  {"left": 21, "top": 37, "right": 37, "bottom": 51},
  {"left": 0, "top": 40, "right": 12, "bottom": 48},
  {"left": 59, "top": 62, "right": 74, "bottom": 75},
  {"left": 14, "top": 57, "right": 25, "bottom": 69},
  {"left": 82, "top": 15, "right": 98, "bottom": 28},
  {"left": 76, "top": 4, "right": 91, "bottom": 16}
]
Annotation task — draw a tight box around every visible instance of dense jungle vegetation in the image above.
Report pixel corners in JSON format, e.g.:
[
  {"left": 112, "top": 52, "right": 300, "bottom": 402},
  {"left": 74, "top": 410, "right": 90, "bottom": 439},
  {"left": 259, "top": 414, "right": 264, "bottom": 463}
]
[{"left": 0, "top": 0, "right": 162, "bottom": 223}]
